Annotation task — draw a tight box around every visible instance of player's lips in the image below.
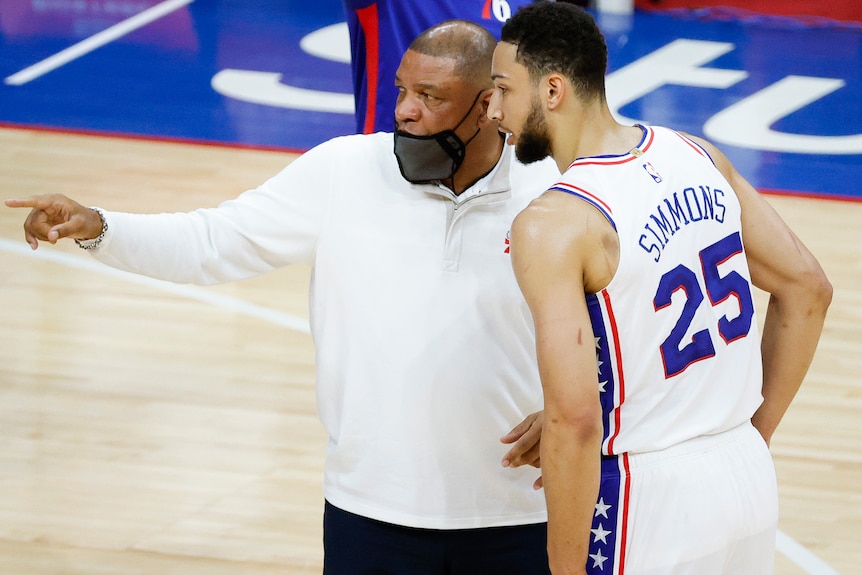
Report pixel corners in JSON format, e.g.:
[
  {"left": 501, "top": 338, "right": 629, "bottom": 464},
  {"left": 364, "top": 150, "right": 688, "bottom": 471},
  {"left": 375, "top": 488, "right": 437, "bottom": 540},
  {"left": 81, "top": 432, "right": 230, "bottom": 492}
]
[{"left": 499, "top": 127, "right": 516, "bottom": 146}]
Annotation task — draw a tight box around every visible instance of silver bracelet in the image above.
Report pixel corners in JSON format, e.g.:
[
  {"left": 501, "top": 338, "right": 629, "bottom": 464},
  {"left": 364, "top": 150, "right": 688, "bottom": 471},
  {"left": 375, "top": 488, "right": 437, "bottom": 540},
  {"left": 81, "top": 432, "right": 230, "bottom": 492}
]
[{"left": 74, "top": 207, "right": 108, "bottom": 250}]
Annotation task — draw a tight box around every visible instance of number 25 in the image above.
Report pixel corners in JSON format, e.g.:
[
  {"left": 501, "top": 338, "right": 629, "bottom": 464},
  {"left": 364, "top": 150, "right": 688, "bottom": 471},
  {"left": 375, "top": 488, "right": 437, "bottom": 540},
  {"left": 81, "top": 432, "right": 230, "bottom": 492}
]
[{"left": 653, "top": 232, "right": 754, "bottom": 378}]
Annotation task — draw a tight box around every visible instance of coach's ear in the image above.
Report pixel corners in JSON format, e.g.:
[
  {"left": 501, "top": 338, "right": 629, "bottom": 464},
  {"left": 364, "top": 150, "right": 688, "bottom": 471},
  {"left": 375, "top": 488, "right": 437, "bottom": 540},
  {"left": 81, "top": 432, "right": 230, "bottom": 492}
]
[{"left": 477, "top": 88, "right": 498, "bottom": 128}]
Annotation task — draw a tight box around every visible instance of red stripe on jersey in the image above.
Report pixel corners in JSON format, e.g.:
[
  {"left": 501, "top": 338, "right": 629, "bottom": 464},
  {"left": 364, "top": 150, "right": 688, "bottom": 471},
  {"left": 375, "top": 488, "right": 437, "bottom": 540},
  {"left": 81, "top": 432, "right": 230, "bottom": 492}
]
[
  {"left": 673, "top": 130, "right": 711, "bottom": 160},
  {"left": 569, "top": 155, "right": 638, "bottom": 168},
  {"left": 618, "top": 453, "right": 632, "bottom": 574},
  {"left": 603, "top": 289, "right": 626, "bottom": 455},
  {"left": 552, "top": 181, "right": 614, "bottom": 215},
  {"left": 356, "top": 4, "right": 379, "bottom": 134},
  {"left": 641, "top": 125, "right": 655, "bottom": 152},
  {"left": 568, "top": 126, "right": 656, "bottom": 169}
]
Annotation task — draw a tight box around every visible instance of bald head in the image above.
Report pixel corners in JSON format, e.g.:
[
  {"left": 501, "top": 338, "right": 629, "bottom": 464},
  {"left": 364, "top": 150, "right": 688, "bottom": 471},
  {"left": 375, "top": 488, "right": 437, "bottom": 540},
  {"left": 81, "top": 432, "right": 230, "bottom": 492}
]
[{"left": 407, "top": 20, "right": 496, "bottom": 89}]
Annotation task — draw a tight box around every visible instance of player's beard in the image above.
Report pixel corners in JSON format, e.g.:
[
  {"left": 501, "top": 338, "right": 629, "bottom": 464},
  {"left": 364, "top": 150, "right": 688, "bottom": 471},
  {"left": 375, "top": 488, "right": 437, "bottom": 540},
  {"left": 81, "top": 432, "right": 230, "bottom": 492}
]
[{"left": 514, "top": 98, "right": 552, "bottom": 165}]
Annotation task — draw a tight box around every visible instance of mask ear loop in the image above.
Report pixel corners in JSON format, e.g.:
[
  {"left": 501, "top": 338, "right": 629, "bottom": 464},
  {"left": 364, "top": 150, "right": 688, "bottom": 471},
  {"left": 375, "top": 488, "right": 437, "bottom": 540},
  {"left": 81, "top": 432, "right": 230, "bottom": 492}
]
[
  {"left": 441, "top": 90, "right": 494, "bottom": 190},
  {"left": 451, "top": 90, "right": 486, "bottom": 142},
  {"left": 441, "top": 89, "right": 486, "bottom": 167}
]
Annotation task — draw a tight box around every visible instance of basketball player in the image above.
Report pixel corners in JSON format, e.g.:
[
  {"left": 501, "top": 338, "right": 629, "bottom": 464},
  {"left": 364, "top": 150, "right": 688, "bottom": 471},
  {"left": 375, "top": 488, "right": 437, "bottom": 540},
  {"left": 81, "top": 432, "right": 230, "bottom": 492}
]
[
  {"left": 488, "top": 2, "right": 832, "bottom": 573},
  {"left": 342, "top": 0, "right": 589, "bottom": 134},
  {"left": 7, "top": 21, "right": 560, "bottom": 575}
]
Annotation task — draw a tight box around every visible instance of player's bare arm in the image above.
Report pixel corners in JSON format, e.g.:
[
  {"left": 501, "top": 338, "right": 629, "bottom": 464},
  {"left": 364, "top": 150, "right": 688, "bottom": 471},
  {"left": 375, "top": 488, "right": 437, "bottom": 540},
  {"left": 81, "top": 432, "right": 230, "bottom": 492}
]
[
  {"left": 509, "top": 193, "right": 611, "bottom": 574},
  {"left": 5, "top": 194, "right": 104, "bottom": 250},
  {"left": 690, "top": 136, "right": 833, "bottom": 444}
]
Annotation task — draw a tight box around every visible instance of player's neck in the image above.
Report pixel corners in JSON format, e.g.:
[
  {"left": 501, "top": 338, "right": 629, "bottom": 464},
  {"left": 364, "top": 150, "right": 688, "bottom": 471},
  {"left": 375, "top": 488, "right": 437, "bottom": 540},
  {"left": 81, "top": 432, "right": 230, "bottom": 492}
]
[{"left": 552, "top": 103, "right": 637, "bottom": 171}]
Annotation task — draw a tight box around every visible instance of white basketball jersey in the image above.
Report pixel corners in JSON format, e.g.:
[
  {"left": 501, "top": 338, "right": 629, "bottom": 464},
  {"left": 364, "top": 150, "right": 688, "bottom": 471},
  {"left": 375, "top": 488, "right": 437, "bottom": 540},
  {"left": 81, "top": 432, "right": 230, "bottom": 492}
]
[{"left": 552, "top": 125, "right": 764, "bottom": 455}]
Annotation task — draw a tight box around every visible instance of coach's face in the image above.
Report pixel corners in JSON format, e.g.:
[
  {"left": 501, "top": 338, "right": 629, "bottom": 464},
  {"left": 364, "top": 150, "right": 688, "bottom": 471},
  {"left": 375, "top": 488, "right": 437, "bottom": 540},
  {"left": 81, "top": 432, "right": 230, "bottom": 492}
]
[{"left": 394, "top": 50, "right": 481, "bottom": 139}]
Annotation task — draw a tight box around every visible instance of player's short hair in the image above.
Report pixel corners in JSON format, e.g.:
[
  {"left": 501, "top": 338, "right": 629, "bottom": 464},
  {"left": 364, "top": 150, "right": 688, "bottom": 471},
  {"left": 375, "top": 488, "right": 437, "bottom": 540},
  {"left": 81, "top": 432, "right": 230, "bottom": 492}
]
[{"left": 501, "top": 1, "right": 607, "bottom": 100}]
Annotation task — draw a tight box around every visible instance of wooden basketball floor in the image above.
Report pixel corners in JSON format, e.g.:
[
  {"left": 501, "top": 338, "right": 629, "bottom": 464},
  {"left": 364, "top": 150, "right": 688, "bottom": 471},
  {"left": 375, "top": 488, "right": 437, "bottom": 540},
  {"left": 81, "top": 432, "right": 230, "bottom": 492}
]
[{"left": 0, "top": 127, "right": 859, "bottom": 574}]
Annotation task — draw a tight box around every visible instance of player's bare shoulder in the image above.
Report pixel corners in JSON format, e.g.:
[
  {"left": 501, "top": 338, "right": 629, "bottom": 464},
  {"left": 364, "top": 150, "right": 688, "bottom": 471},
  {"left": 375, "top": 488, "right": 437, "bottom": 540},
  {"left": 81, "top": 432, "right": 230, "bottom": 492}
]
[
  {"left": 511, "top": 190, "right": 618, "bottom": 293},
  {"left": 512, "top": 191, "right": 580, "bottom": 251}
]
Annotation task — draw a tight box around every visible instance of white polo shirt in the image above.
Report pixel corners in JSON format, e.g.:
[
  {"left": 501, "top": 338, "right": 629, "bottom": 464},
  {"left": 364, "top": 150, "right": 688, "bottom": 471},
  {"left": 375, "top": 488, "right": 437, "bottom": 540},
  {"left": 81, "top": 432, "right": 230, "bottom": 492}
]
[{"left": 91, "top": 132, "right": 560, "bottom": 529}]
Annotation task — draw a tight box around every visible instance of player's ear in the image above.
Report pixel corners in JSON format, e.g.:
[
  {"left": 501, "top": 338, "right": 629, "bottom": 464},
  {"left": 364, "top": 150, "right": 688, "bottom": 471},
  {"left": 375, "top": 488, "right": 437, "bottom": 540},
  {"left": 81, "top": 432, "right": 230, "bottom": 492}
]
[{"left": 545, "top": 73, "right": 565, "bottom": 110}]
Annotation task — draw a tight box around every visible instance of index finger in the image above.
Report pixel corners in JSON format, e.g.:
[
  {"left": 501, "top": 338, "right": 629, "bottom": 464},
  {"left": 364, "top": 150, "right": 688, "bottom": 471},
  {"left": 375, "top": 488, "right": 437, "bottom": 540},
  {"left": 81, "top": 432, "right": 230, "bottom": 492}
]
[
  {"left": 501, "top": 427, "right": 541, "bottom": 467},
  {"left": 500, "top": 411, "right": 539, "bottom": 444},
  {"left": 5, "top": 196, "right": 48, "bottom": 209}
]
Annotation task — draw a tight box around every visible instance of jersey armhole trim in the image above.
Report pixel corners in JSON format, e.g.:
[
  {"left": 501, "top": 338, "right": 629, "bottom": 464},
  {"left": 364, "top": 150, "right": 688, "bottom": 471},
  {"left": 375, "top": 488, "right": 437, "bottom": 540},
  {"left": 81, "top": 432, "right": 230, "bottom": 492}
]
[
  {"left": 672, "top": 130, "right": 716, "bottom": 166},
  {"left": 548, "top": 182, "right": 617, "bottom": 231}
]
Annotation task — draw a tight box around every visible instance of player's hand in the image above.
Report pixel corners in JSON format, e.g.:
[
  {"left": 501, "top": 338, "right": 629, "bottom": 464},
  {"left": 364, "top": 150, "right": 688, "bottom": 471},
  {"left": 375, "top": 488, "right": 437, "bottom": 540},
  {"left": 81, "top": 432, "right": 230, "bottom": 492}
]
[
  {"left": 501, "top": 410, "right": 544, "bottom": 489},
  {"left": 5, "top": 194, "right": 102, "bottom": 250}
]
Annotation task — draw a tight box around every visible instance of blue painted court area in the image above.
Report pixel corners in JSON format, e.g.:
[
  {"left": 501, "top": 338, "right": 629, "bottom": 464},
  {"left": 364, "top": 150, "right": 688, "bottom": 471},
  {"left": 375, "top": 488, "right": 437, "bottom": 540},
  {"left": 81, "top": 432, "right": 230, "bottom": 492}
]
[{"left": 0, "top": 1, "right": 859, "bottom": 200}]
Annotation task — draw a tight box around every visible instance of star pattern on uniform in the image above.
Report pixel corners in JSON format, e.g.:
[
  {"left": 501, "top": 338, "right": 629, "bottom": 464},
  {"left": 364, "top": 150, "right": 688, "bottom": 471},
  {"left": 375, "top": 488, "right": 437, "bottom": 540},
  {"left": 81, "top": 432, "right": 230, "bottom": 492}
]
[
  {"left": 590, "top": 331, "right": 616, "bottom": 572},
  {"left": 590, "top": 501, "right": 615, "bottom": 572},
  {"left": 594, "top": 497, "right": 611, "bottom": 519},
  {"left": 595, "top": 336, "right": 607, "bottom": 392},
  {"left": 589, "top": 549, "right": 609, "bottom": 570},
  {"left": 591, "top": 522, "right": 611, "bottom": 544}
]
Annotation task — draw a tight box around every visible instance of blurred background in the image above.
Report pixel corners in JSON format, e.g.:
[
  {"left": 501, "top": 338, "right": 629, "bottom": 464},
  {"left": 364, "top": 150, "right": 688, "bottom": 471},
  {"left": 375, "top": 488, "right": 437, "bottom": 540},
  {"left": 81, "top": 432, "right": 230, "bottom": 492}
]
[{"left": 1, "top": 0, "right": 859, "bottom": 199}]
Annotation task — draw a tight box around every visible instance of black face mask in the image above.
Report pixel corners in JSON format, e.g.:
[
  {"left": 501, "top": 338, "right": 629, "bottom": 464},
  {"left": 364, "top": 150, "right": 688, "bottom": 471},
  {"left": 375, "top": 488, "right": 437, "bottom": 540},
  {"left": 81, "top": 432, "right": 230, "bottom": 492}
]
[{"left": 393, "top": 92, "right": 483, "bottom": 184}]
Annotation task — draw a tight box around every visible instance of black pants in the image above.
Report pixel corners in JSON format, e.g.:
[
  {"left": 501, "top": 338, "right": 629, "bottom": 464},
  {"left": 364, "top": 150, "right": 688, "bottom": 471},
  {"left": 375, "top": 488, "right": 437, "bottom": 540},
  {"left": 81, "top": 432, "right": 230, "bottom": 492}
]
[{"left": 323, "top": 501, "right": 551, "bottom": 575}]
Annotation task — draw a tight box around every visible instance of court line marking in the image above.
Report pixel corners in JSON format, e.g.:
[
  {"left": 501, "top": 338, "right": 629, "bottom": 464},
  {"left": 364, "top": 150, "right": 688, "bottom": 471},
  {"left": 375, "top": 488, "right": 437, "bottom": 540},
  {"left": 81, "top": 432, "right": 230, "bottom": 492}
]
[
  {"left": 4, "top": 0, "right": 195, "bottom": 86},
  {"left": 0, "top": 236, "right": 843, "bottom": 575},
  {"left": 776, "top": 531, "right": 843, "bottom": 575},
  {"left": 0, "top": 238, "right": 310, "bottom": 334}
]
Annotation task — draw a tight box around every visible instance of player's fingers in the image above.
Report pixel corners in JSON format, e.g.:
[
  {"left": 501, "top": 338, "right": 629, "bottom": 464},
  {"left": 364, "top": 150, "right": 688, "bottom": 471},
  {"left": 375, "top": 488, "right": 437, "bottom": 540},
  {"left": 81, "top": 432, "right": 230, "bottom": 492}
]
[
  {"left": 502, "top": 435, "right": 540, "bottom": 468},
  {"left": 508, "top": 441, "right": 541, "bottom": 468},
  {"left": 500, "top": 411, "right": 539, "bottom": 443},
  {"left": 500, "top": 423, "right": 527, "bottom": 444}
]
